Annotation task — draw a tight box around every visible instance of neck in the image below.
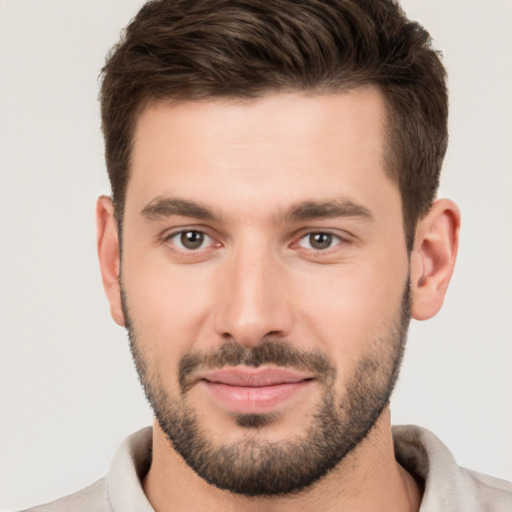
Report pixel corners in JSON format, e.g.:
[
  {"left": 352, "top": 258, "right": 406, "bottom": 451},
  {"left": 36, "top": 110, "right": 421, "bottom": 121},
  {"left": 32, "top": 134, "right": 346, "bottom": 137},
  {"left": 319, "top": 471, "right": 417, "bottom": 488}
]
[{"left": 143, "top": 408, "right": 422, "bottom": 512}]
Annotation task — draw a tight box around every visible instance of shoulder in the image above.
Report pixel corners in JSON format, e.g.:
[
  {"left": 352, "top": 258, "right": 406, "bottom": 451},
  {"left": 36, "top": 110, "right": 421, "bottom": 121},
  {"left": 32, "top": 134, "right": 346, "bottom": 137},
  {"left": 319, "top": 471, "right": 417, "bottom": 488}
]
[
  {"left": 18, "top": 427, "right": 153, "bottom": 512},
  {"left": 393, "top": 425, "right": 512, "bottom": 512},
  {"left": 461, "top": 467, "right": 512, "bottom": 512},
  {"left": 19, "top": 479, "right": 110, "bottom": 512}
]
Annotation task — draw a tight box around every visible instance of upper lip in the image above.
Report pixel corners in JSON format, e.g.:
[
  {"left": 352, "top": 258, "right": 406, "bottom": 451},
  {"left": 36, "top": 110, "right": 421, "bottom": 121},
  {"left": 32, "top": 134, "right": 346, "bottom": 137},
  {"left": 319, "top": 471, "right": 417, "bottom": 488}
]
[{"left": 196, "top": 367, "right": 313, "bottom": 387}]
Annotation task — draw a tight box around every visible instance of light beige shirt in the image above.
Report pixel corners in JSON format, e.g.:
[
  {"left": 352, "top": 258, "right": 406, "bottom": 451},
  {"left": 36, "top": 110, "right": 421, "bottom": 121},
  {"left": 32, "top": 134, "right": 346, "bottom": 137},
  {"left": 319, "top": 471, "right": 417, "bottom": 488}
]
[{"left": 22, "top": 425, "right": 512, "bottom": 511}]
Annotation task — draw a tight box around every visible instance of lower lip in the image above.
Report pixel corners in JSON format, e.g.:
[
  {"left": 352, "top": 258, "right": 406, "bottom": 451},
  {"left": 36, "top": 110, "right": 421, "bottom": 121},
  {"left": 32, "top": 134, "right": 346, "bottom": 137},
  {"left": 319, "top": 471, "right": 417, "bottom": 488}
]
[{"left": 202, "top": 380, "right": 312, "bottom": 414}]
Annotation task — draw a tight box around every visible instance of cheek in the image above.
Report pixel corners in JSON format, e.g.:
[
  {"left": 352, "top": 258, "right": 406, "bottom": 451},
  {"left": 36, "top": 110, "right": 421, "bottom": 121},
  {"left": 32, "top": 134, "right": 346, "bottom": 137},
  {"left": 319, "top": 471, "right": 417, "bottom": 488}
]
[
  {"left": 295, "top": 255, "right": 408, "bottom": 371},
  {"left": 121, "top": 250, "right": 216, "bottom": 361}
]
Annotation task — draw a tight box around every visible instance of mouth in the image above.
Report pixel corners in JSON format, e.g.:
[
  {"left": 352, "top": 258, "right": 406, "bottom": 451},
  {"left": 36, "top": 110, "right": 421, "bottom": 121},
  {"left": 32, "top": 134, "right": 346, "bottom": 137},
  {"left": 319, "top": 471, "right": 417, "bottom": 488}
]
[{"left": 195, "top": 367, "right": 315, "bottom": 414}]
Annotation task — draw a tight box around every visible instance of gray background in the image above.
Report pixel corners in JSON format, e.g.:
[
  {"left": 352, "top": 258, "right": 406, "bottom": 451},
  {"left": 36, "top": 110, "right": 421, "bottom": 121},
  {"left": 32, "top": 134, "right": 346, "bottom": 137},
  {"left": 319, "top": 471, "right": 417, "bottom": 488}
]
[{"left": 1, "top": 0, "right": 511, "bottom": 510}]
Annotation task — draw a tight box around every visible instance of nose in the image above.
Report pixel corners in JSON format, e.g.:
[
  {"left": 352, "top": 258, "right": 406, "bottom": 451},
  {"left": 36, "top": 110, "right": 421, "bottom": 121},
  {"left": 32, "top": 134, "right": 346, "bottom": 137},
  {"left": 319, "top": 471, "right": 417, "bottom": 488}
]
[{"left": 213, "top": 240, "right": 293, "bottom": 347}]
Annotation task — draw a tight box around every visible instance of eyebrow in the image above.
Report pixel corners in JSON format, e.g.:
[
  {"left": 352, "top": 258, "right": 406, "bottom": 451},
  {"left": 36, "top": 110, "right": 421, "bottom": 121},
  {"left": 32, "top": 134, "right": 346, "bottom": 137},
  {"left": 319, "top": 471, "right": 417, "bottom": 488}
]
[
  {"left": 141, "top": 197, "right": 220, "bottom": 221},
  {"left": 283, "top": 199, "right": 374, "bottom": 222},
  {"left": 141, "top": 196, "right": 373, "bottom": 224}
]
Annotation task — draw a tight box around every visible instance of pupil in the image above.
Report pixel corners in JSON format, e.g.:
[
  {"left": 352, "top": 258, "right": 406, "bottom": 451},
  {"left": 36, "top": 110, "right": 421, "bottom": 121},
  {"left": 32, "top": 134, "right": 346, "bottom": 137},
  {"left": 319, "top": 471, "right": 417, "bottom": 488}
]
[
  {"left": 310, "top": 233, "right": 332, "bottom": 250},
  {"left": 181, "top": 231, "right": 204, "bottom": 249}
]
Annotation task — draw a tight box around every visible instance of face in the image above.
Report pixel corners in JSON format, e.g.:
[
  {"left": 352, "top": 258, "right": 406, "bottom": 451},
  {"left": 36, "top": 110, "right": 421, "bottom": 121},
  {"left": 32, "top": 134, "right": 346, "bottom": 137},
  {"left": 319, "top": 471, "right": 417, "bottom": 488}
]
[{"left": 120, "top": 89, "right": 411, "bottom": 495}]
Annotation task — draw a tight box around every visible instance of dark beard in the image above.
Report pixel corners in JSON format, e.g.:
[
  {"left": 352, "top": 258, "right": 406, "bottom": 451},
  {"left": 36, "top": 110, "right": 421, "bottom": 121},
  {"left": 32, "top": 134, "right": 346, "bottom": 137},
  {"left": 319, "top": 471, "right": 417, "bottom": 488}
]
[{"left": 123, "top": 282, "right": 410, "bottom": 497}]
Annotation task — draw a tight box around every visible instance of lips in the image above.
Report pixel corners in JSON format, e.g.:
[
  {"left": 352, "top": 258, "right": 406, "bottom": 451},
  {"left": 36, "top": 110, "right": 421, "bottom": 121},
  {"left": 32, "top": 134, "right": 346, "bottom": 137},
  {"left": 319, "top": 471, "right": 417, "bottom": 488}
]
[
  {"left": 196, "top": 367, "right": 314, "bottom": 414},
  {"left": 198, "top": 367, "right": 311, "bottom": 386}
]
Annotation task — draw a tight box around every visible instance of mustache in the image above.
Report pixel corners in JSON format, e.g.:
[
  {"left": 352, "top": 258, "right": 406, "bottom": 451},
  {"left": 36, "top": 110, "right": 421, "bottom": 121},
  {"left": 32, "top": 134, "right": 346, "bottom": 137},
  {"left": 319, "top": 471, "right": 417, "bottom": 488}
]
[{"left": 179, "top": 339, "right": 336, "bottom": 393}]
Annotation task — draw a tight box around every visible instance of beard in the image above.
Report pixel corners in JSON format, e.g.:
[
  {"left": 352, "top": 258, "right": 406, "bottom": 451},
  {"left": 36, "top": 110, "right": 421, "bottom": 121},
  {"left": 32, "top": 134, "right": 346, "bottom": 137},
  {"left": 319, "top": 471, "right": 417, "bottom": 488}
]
[{"left": 122, "top": 282, "right": 411, "bottom": 497}]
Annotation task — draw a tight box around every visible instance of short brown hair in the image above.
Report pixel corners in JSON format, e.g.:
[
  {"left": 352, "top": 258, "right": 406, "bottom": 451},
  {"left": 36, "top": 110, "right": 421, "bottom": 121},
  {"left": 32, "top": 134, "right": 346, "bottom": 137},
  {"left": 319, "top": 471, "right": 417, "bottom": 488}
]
[{"left": 100, "top": 0, "right": 447, "bottom": 250}]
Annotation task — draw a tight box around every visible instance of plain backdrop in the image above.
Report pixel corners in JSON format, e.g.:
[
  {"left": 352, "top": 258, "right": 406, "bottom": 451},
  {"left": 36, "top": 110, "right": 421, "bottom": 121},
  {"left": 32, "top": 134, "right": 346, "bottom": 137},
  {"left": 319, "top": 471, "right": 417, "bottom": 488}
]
[{"left": 0, "top": 0, "right": 511, "bottom": 510}]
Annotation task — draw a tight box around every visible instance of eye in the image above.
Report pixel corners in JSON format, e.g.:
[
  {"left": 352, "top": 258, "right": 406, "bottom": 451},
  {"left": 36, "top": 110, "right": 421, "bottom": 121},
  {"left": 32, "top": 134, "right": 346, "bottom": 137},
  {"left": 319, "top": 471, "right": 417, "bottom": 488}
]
[
  {"left": 168, "top": 230, "right": 214, "bottom": 251},
  {"left": 297, "top": 232, "right": 342, "bottom": 251}
]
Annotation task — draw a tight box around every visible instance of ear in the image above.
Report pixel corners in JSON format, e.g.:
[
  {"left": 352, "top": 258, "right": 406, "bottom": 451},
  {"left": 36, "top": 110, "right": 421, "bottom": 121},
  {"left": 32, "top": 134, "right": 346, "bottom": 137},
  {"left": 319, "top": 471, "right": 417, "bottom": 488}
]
[
  {"left": 96, "top": 196, "right": 125, "bottom": 326},
  {"left": 410, "top": 198, "right": 460, "bottom": 321}
]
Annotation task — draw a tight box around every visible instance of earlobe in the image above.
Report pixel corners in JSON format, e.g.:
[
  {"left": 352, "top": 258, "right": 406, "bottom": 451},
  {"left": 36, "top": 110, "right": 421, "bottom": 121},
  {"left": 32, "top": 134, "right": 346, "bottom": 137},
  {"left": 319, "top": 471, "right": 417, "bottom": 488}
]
[
  {"left": 410, "top": 199, "right": 460, "bottom": 321},
  {"left": 96, "top": 196, "right": 125, "bottom": 327}
]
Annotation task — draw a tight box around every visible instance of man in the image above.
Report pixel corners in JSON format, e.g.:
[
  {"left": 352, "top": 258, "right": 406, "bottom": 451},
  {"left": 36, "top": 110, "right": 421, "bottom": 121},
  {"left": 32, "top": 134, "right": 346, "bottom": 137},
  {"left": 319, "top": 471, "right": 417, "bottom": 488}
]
[{"left": 21, "top": 0, "right": 512, "bottom": 511}]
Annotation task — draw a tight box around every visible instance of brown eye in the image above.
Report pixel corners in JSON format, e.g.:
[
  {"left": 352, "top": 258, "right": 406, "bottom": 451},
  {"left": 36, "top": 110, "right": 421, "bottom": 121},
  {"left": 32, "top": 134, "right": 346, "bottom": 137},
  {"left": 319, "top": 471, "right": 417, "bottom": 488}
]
[
  {"left": 310, "top": 233, "right": 332, "bottom": 250},
  {"left": 170, "top": 230, "right": 211, "bottom": 250},
  {"left": 181, "top": 231, "right": 204, "bottom": 249},
  {"left": 298, "top": 232, "right": 340, "bottom": 250}
]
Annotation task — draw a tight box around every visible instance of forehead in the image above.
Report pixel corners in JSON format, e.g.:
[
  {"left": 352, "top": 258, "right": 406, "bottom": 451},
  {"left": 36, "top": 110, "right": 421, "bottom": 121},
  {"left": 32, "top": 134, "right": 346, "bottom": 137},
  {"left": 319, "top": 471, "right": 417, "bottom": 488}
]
[
  {"left": 132, "top": 87, "right": 387, "bottom": 155},
  {"left": 127, "top": 88, "right": 397, "bottom": 219}
]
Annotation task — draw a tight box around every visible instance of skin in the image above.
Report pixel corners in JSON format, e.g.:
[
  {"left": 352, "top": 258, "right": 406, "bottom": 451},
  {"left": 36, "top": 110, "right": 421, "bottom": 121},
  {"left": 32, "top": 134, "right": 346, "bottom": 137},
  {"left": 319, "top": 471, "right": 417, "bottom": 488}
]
[{"left": 97, "top": 87, "right": 460, "bottom": 511}]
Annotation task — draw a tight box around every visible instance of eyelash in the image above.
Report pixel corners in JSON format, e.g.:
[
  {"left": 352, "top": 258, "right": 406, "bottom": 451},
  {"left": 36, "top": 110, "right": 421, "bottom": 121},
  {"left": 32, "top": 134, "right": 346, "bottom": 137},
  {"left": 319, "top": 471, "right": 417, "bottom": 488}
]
[
  {"left": 160, "top": 228, "right": 350, "bottom": 256},
  {"left": 163, "top": 229, "right": 218, "bottom": 251},
  {"left": 295, "top": 231, "right": 345, "bottom": 251}
]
